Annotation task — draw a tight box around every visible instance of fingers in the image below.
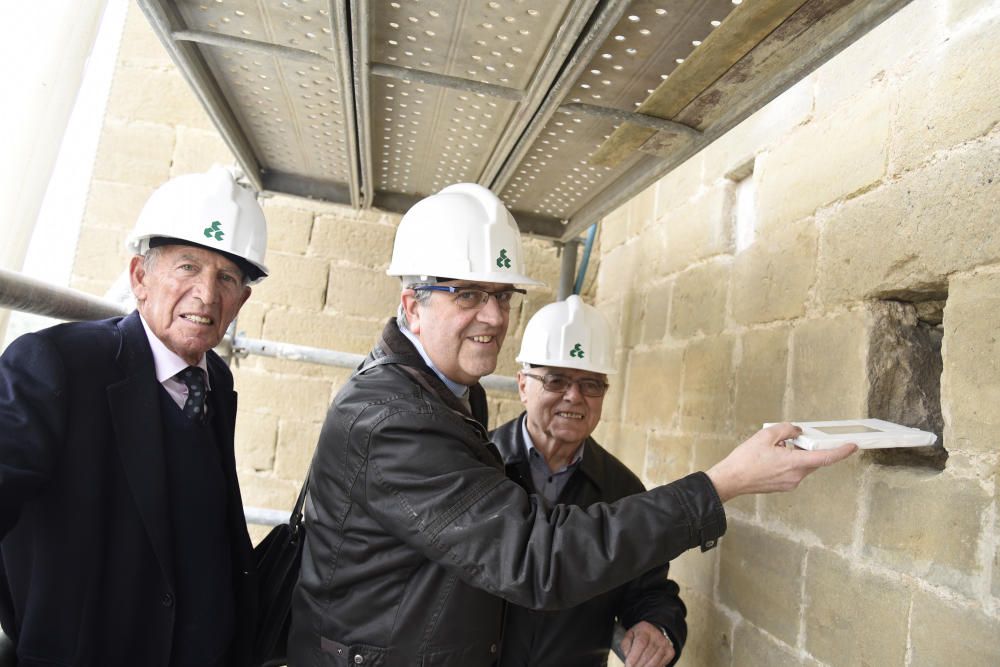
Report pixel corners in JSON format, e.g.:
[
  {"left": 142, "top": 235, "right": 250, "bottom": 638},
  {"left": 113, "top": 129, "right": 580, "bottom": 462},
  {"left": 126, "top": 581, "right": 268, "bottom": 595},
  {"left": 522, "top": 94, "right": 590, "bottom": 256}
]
[
  {"left": 796, "top": 442, "right": 859, "bottom": 469},
  {"left": 764, "top": 421, "right": 803, "bottom": 444},
  {"left": 621, "top": 629, "right": 634, "bottom": 664},
  {"left": 624, "top": 622, "right": 671, "bottom": 667}
]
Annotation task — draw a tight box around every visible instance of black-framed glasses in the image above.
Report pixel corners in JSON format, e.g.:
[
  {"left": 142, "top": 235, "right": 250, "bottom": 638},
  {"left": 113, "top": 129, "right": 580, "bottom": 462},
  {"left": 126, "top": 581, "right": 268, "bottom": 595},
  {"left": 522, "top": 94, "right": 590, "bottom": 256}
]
[
  {"left": 522, "top": 373, "right": 609, "bottom": 398},
  {"left": 413, "top": 285, "right": 527, "bottom": 311}
]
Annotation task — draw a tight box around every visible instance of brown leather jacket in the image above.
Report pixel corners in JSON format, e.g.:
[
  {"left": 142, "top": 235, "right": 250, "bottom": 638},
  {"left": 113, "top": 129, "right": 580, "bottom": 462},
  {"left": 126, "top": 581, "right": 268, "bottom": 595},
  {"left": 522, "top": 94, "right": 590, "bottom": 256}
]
[{"left": 289, "top": 319, "right": 725, "bottom": 666}]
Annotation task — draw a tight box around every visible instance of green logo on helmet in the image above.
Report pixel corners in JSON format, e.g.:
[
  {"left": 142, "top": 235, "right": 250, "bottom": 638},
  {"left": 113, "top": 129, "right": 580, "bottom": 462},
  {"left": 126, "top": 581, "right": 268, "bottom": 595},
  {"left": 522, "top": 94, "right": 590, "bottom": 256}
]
[
  {"left": 203, "top": 220, "right": 224, "bottom": 242},
  {"left": 496, "top": 249, "right": 512, "bottom": 269},
  {"left": 569, "top": 343, "right": 585, "bottom": 359}
]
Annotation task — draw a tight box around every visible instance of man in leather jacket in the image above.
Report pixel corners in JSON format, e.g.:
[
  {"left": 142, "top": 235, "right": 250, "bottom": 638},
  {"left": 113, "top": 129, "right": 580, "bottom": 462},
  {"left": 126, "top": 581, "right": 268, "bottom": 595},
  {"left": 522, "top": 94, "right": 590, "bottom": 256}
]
[
  {"left": 492, "top": 296, "right": 683, "bottom": 667},
  {"left": 288, "top": 184, "right": 856, "bottom": 667}
]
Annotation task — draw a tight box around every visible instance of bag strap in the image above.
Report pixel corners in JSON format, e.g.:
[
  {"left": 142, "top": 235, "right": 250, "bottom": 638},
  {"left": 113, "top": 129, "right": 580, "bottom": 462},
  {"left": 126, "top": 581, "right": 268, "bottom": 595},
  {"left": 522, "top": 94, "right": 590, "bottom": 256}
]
[{"left": 289, "top": 464, "right": 311, "bottom": 535}]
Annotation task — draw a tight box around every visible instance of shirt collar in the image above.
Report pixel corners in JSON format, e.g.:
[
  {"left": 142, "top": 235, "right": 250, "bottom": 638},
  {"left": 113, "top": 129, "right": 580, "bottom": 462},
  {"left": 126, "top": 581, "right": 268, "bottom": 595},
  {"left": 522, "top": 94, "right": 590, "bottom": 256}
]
[
  {"left": 520, "top": 415, "right": 584, "bottom": 473},
  {"left": 398, "top": 322, "right": 470, "bottom": 399},
  {"left": 139, "top": 314, "right": 211, "bottom": 388}
]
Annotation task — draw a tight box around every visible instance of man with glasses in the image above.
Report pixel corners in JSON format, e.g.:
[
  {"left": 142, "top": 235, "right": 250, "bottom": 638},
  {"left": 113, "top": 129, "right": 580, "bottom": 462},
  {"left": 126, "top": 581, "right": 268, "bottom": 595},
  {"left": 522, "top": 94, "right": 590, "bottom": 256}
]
[
  {"left": 493, "top": 296, "right": 684, "bottom": 667},
  {"left": 290, "top": 183, "right": 856, "bottom": 667}
]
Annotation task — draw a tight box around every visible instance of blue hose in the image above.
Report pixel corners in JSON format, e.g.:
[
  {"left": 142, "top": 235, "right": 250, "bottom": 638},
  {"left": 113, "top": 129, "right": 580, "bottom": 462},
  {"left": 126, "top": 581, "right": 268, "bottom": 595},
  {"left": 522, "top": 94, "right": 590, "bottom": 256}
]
[{"left": 572, "top": 223, "right": 597, "bottom": 295}]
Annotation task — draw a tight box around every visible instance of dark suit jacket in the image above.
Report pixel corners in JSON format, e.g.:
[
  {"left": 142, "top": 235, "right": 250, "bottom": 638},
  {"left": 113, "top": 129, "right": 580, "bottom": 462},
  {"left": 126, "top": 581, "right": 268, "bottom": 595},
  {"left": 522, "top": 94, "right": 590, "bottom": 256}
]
[{"left": 0, "top": 311, "right": 256, "bottom": 667}]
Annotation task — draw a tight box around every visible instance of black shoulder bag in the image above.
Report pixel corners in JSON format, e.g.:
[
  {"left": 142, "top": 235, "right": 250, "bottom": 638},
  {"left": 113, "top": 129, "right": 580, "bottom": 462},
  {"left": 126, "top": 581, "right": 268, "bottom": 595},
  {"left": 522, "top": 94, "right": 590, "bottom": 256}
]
[{"left": 252, "top": 469, "right": 310, "bottom": 667}]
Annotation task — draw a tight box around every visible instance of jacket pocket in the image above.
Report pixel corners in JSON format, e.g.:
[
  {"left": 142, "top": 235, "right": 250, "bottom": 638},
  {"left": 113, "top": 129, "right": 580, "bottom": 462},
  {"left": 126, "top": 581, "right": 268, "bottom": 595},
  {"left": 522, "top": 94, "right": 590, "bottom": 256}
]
[{"left": 320, "top": 636, "right": 388, "bottom": 666}]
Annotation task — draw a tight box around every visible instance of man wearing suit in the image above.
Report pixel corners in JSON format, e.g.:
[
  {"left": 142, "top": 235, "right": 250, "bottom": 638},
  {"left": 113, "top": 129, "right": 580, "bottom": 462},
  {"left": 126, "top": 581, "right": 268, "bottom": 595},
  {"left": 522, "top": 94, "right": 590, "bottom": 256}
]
[
  {"left": 0, "top": 166, "right": 269, "bottom": 667},
  {"left": 493, "top": 296, "right": 684, "bottom": 667}
]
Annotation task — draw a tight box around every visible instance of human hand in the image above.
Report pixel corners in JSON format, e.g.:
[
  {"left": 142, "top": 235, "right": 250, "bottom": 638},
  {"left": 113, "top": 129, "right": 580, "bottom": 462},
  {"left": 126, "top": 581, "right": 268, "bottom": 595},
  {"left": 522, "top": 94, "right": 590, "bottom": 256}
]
[
  {"left": 706, "top": 422, "right": 858, "bottom": 502},
  {"left": 621, "top": 620, "right": 675, "bottom": 667}
]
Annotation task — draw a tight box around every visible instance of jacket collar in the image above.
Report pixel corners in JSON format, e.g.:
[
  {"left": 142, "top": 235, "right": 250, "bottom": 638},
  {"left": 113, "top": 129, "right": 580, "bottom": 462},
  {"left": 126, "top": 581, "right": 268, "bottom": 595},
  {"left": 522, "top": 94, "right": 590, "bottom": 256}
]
[
  {"left": 373, "top": 318, "right": 489, "bottom": 428},
  {"left": 491, "top": 412, "right": 607, "bottom": 495}
]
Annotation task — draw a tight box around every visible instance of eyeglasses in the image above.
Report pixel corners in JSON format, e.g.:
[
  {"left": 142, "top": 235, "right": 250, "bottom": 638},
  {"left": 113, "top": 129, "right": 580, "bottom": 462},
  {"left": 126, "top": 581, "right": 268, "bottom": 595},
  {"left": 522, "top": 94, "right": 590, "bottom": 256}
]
[
  {"left": 413, "top": 285, "right": 527, "bottom": 311},
  {"left": 522, "top": 373, "right": 609, "bottom": 398}
]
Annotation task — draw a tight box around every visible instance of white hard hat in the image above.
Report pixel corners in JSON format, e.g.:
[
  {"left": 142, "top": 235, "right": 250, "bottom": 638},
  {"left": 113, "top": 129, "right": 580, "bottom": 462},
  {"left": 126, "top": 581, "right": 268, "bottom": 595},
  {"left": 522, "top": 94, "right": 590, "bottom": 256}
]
[
  {"left": 516, "top": 295, "right": 616, "bottom": 374},
  {"left": 386, "top": 183, "right": 543, "bottom": 286},
  {"left": 126, "top": 165, "right": 269, "bottom": 284}
]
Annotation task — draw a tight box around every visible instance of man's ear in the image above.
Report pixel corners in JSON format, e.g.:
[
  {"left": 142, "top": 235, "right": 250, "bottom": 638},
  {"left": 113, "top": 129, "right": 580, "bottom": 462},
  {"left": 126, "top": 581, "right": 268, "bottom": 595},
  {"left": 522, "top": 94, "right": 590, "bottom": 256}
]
[
  {"left": 401, "top": 290, "right": 421, "bottom": 334},
  {"left": 517, "top": 371, "right": 530, "bottom": 406},
  {"left": 128, "top": 255, "right": 147, "bottom": 303}
]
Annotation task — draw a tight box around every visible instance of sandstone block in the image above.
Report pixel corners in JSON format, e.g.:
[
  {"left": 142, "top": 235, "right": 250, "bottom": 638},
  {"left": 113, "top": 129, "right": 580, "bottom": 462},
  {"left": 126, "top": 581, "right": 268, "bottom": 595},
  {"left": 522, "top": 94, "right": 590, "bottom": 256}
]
[
  {"left": 654, "top": 152, "right": 705, "bottom": 220},
  {"left": 626, "top": 183, "right": 657, "bottom": 238},
  {"left": 233, "top": 301, "right": 266, "bottom": 339},
  {"left": 679, "top": 336, "right": 734, "bottom": 434},
  {"left": 262, "top": 310, "right": 380, "bottom": 356},
  {"left": 83, "top": 180, "right": 153, "bottom": 232},
  {"left": 667, "top": 546, "right": 717, "bottom": 600},
  {"left": 311, "top": 213, "right": 396, "bottom": 267},
  {"left": 731, "top": 217, "right": 816, "bottom": 325},
  {"left": 232, "top": 368, "right": 333, "bottom": 422},
  {"left": 942, "top": 272, "right": 1000, "bottom": 455},
  {"left": 107, "top": 65, "right": 213, "bottom": 130},
  {"left": 257, "top": 200, "right": 314, "bottom": 256},
  {"left": 644, "top": 434, "right": 693, "bottom": 487},
  {"left": 910, "top": 588, "right": 1000, "bottom": 665},
  {"left": 759, "top": 456, "right": 862, "bottom": 547},
  {"left": 237, "top": 472, "right": 301, "bottom": 544},
  {"left": 804, "top": 548, "right": 910, "bottom": 666},
  {"left": 275, "top": 419, "right": 322, "bottom": 481},
  {"left": 234, "top": 411, "right": 278, "bottom": 472},
  {"left": 597, "top": 241, "right": 640, "bottom": 296},
  {"left": 788, "top": 312, "right": 868, "bottom": 420},
  {"left": 733, "top": 327, "right": 791, "bottom": 437},
  {"left": 639, "top": 281, "right": 672, "bottom": 346},
  {"left": 623, "top": 347, "right": 683, "bottom": 429},
  {"left": 719, "top": 521, "right": 805, "bottom": 645},
  {"left": 732, "top": 621, "right": 805, "bottom": 667},
  {"left": 893, "top": 14, "right": 1000, "bottom": 174},
  {"left": 119, "top": 4, "right": 174, "bottom": 69},
  {"left": 171, "top": 127, "right": 234, "bottom": 178},
  {"left": 92, "top": 120, "right": 175, "bottom": 188},
  {"left": 815, "top": 135, "right": 1000, "bottom": 306},
  {"left": 599, "top": 203, "right": 628, "bottom": 252},
  {"left": 691, "top": 435, "right": 754, "bottom": 516},
  {"left": 659, "top": 183, "right": 735, "bottom": 276},
  {"left": 326, "top": 265, "right": 400, "bottom": 317},
  {"left": 863, "top": 467, "right": 988, "bottom": 595},
  {"left": 679, "top": 593, "right": 734, "bottom": 667},
  {"left": 521, "top": 238, "right": 562, "bottom": 291},
  {"left": 756, "top": 86, "right": 891, "bottom": 231},
  {"left": 252, "top": 253, "right": 328, "bottom": 310},
  {"left": 669, "top": 259, "right": 730, "bottom": 339},
  {"left": 73, "top": 226, "right": 130, "bottom": 283}
]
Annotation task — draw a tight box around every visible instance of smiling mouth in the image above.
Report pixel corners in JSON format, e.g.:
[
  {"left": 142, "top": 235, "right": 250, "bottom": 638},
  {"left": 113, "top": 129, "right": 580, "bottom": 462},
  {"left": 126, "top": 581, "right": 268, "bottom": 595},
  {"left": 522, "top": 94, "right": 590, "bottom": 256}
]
[
  {"left": 555, "top": 411, "right": 585, "bottom": 420},
  {"left": 470, "top": 335, "right": 494, "bottom": 344},
  {"left": 181, "top": 314, "right": 214, "bottom": 325}
]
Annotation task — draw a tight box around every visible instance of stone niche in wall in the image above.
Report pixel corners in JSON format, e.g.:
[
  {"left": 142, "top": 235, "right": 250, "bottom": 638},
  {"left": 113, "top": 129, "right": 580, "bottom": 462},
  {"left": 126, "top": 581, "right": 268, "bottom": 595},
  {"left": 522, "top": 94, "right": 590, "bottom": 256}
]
[{"left": 866, "top": 296, "right": 947, "bottom": 470}]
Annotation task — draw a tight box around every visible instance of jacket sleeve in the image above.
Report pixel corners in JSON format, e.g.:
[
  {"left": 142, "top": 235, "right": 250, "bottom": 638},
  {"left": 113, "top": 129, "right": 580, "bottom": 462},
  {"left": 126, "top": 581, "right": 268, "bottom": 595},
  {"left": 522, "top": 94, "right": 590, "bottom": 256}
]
[
  {"left": 364, "top": 409, "right": 726, "bottom": 611},
  {"left": 0, "top": 334, "right": 68, "bottom": 537}
]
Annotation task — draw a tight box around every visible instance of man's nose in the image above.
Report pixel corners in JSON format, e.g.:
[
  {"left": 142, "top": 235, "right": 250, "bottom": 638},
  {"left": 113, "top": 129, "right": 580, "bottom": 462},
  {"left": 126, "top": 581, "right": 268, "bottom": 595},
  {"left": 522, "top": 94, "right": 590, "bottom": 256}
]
[
  {"left": 562, "top": 381, "right": 585, "bottom": 402},
  {"left": 192, "top": 272, "right": 219, "bottom": 304},
  {"left": 477, "top": 293, "right": 506, "bottom": 325}
]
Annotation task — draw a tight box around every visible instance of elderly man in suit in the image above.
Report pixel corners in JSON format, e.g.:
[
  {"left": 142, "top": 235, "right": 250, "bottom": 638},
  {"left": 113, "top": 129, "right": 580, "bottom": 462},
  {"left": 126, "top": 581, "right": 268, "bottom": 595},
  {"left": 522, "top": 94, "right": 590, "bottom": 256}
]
[{"left": 0, "top": 166, "right": 268, "bottom": 667}]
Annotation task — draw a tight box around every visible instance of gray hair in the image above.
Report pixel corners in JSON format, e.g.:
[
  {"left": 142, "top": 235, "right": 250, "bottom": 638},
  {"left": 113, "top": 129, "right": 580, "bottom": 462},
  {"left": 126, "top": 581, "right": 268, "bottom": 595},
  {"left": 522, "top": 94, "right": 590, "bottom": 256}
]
[{"left": 396, "top": 276, "right": 437, "bottom": 331}]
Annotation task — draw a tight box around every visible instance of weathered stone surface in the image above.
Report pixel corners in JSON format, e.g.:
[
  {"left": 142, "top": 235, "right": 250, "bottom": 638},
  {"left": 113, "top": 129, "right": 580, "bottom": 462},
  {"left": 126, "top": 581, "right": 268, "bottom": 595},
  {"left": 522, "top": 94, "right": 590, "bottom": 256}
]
[
  {"left": 756, "top": 86, "right": 891, "bottom": 231},
  {"left": 232, "top": 368, "right": 333, "bottom": 421},
  {"left": 910, "top": 588, "right": 1000, "bottom": 665},
  {"left": 733, "top": 326, "right": 790, "bottom": 438},
  {"left": 106, "top": 66, "right": 213, "bottom": 130},
  {"left": 679, "top": 336, "right": 734, "bottom": 434},
  {"left": 666, "top": 546, "right": 716, "bottom": 601},
  {"left": 804, "top": 548, "right": 911, "bottom": 666},
  {"left": 92, "top": 120, "right": 175, "bottom": 188},
  {"left": 719, "top": 522, "right": 805, "bottom": 645},
  {"left": 626, "top": 183, "right": 657, "bottom": 238},
  {"left": 234, "top": 411, "right": 277, "bottom": 472},
  {"left": 644, "top": 434, "right": 693, "bottom": 487},
  {"left": 639, "top": 281, "right": 672, "bottom": 346},
  {"left": 258, "top": 200, "right": 313, "bottom": 255},
  {"left": 678, "top": 592, "right": 734, "bottom": 667},
  {"left": 691, "top": 435, "right": 756, "bottom": 516},
  {"left": 654, "top": 152, "right": 704, "bottom": 220},
  {"left": 731, "top": 218, "right": 817, "bottom": 325},
  {"left": 816, "top": 135, "right": 1000, "bottom": 306},
  {"left": 73, "top": 226, "right": 130, "bottom": 283},
  {"left": 597, "top": 240, "right": 640, "bottom": 296},
  {"left": 274, "top": 419, "right": 322, "bottom": 481},
  {"left": 326, "top": 265, "right": 400, "bottom": 317},
  {"left": 893, "top": 14, "right": 1000, "bottom": 174},
  {"left": 82, "top": 180, "right": 153, "bottom": 232},
  {"left": 942, "top": 272, "right": 1000, "bottom": 455},
  {"left": 788, "top": 312, "right": 868, "bottom": 420},
  {"left": 252, "top": 253, "right": 328, "bottom": 310},
  {"left": 733, "top": 621, "right": 814, "bottom": 667},
  {"left": 599, "top": 203, "right": 628, "bottom": 252},
  {"left": 171, "top": 127, "right": 234, "bottom": 177},
  {"left": 261, "top": 310, "right": 380, "bottom": 356},
  {"left": 311, "top": 213, "right": 396, "bottom": 268},
  {"left": 759, "top": 456, "right": 862, "bottom": 548},
  {"left": 669, "top": 259, "right": 730, "bottom": 339},
  {"left": 863, "top": 467, "right": 988, "bottom": 595},
  {"left": 237, "top": 472, "right": 300, "bottom": 544},
  {"left": 659, "top": 184, "right": 735, "bottom": 276},
  {"left": 866, "top": 300, "right": 946, "bottom": 468},
  {"left": 232, "top": 301, "right": 265, "bottom": 339},
  {"left": 623, "top": 347, "right": 683, "bottom": 429},
  {"left": 119, "top": 3, "right": 174, "bottom": 68}
]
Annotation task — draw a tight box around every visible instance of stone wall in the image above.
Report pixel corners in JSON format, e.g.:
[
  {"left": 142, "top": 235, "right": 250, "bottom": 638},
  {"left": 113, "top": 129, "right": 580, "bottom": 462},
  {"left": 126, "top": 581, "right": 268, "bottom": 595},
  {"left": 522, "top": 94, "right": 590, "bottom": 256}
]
[{"left": 595, "top": 0, "right": 1000, "bottom": 663}]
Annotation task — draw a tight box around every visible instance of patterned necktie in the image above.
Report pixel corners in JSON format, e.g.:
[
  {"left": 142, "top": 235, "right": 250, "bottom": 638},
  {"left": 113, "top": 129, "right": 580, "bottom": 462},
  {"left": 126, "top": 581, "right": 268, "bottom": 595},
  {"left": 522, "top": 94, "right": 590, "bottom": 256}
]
[{"left": 177, "top": 366, "right": 208, "bottom": 422}]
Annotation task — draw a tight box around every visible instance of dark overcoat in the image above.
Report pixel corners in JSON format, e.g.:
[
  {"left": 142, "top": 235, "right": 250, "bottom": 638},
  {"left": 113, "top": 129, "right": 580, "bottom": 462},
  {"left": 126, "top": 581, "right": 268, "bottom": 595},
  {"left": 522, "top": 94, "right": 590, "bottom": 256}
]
[{"left": 0, "top": 311, "right": 255, "bottom": 667}]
